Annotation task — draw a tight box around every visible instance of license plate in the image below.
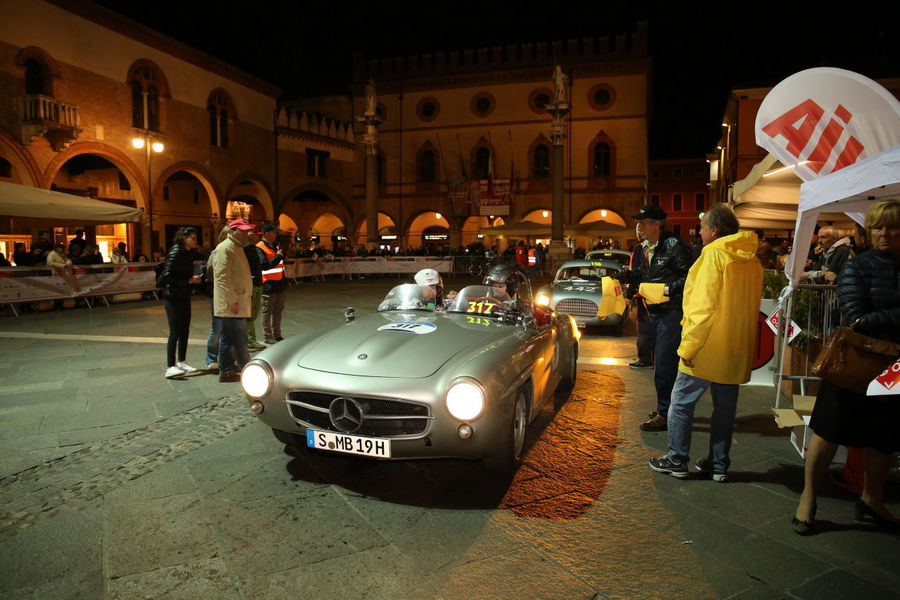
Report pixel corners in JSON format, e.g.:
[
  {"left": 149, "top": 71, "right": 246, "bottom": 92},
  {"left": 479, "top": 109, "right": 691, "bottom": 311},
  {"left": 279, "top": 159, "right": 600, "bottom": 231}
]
[{"left": 306, "top": 429, "right": 392, "bottom": 458}]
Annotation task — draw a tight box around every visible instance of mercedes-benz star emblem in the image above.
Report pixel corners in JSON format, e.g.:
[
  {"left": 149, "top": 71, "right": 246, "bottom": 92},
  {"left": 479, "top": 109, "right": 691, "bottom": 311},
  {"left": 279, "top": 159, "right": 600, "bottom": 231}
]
[
  {"left": 357, "top": 353, "right": 367, "bottom": 360},
  {"left": 328, "top": 397, "right": 364, "bottom": 433}
]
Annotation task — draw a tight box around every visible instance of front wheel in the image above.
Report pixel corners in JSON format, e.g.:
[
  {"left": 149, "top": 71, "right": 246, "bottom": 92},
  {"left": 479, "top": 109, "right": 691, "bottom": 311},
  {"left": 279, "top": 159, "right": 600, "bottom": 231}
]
[
  {"left": 559, "top": 343, "right": 578, "bottom": 390},
  {"left": 484, "top": 389, "right": 528, "bottom": 473}
]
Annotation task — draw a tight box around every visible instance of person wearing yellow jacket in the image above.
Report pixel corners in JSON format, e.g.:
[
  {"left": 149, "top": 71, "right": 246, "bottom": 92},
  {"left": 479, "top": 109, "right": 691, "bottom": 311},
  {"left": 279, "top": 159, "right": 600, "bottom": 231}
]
[{"left": 649, "top": 204, "right": 763, "bottom": 481}]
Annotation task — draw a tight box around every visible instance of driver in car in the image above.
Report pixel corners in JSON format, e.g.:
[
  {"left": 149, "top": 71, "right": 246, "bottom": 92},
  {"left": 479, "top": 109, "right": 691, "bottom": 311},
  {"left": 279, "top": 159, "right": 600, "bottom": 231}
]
[
  {"left": 414, "top": 268, "right": 457, "bottom": 310},
  {"left": 483, "top": 264, "right": 551, "bottom": 326}
]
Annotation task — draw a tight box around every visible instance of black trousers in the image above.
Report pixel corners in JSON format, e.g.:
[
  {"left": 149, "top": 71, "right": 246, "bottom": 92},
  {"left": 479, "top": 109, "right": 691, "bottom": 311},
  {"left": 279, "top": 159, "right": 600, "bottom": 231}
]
[{"left": 163, "top": 295, "right": 191, "bottom": 366}]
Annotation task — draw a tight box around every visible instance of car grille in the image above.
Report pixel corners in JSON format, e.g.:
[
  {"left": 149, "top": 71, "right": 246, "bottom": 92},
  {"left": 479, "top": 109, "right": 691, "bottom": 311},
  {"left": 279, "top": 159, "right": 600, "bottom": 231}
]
[
  {"left": 554, "top": 297, "right": 599, "bottom": 319},
  {"left": 285, "top": 391, "right": 432, "bottom": 437}
]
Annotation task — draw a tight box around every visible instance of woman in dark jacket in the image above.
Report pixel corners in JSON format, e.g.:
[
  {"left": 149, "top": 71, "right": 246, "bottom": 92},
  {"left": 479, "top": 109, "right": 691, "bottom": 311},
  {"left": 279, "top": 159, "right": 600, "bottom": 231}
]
[
  {"left": 159, "top": 227, "right": 201, "bottom": 378},
  {"left": 793, "top": 199, "right": 900, "bottom": 534}
]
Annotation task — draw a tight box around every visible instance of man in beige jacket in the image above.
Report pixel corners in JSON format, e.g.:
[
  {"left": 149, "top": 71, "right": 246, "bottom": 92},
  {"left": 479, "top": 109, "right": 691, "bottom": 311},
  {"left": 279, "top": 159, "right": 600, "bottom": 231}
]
[{"left": 212, "top": 219, "right": 253, "bottom": 382}]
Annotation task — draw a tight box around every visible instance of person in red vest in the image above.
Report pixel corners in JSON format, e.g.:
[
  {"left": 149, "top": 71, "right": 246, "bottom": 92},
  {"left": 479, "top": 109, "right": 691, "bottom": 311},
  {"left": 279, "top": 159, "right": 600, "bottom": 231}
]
[
  {"left": 515, "top": 240, "right": 526, "bottom": 270},
  {"left": 255, "top": 224, "right": 287, "bottom": 344}
]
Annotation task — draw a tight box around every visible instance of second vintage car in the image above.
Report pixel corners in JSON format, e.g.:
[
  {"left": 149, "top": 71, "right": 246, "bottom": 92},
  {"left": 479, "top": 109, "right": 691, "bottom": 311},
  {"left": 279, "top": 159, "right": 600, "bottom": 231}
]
[
  {"left": 241, "top": 273, "right": 579, "bottom": 472},
  {"left": 536, "top": 259, "right": 628, "bottom": 334}
]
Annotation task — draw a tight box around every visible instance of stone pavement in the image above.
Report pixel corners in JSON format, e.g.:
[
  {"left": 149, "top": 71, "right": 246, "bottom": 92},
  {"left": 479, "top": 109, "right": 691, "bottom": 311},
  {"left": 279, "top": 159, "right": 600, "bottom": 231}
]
[{"left": 0, "top": 278, "right": 897, "bottom": 600}]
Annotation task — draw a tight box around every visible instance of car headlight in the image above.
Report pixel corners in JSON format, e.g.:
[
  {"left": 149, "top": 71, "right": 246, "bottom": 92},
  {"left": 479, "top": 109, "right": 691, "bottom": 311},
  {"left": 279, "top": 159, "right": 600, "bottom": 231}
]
[
  {"left": 535, "top": 293, "right": 551, "bottom": 307},
  {"left": 241, "top": 362, "right": 273, "bottom": 398},
  {"left": 445, "top": 378, "right": 485, "bottom": 421}
]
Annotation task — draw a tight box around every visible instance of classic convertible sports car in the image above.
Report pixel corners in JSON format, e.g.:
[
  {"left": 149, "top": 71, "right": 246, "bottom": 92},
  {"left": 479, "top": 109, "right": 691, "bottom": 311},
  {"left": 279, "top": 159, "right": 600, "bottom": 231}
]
[
  {"left": 536, "top": 259, "right": 628, "bottom": 334},
  {"left": 241, "top": 275, "right": 579, "bottom": 472}
]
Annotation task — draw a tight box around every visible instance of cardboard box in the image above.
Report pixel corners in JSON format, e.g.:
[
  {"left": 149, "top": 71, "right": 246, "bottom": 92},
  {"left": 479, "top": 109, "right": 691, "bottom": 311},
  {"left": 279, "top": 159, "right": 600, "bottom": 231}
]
[{"left": 773, "top": 395, "right": 847, "bottom": 463}]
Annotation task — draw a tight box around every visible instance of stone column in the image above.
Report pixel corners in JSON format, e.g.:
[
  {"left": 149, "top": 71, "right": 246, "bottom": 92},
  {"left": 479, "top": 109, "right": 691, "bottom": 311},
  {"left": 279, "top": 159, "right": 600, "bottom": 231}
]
[
  {"left": 546, "top": 66, "right": 571, "bottom": 270},
  {"left": 358, "top": 80, "right": 382, "bottom": 251}
]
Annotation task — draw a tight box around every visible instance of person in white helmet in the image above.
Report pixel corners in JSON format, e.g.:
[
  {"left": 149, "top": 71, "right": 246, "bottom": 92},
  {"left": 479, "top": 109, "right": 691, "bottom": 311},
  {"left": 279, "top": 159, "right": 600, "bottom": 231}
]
[{"left": 414, "top": 268, "right": 455, "bottom": 310}]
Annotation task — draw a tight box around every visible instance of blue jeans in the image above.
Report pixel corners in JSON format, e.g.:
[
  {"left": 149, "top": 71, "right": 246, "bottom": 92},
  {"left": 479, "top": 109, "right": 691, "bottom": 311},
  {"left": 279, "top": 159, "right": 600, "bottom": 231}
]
[
  {"left": 219, "top": 317, "right": 250, "bottom": 375},
  {"left": 649, "top": 309, "right": 682, "bottom": 416},
  {"left": 206, "top": 300, "right": 231, "bottom": 367},
  {"left": 666, "top": 371, "right": 739, "bottom": 471}
]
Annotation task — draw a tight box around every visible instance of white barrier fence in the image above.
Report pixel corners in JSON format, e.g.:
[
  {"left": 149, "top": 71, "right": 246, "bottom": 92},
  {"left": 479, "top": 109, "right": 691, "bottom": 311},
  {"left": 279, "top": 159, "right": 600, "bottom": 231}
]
[{"left": 0, "top": 257, "right": 453, "bottom": 306}]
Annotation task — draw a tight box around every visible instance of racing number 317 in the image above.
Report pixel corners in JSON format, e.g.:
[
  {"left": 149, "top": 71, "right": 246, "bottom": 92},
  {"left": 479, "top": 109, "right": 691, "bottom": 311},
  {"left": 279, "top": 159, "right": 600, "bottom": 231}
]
[{"left": 467, "top": 301, "right": 495, "bottom": 314}]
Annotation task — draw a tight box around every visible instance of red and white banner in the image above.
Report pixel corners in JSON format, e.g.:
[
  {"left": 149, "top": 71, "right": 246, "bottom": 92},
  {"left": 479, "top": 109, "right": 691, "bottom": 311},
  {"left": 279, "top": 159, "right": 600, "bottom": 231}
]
[
  {"left": 755, "top": 68, "right": 900, "bottom": 181},
  {"left": 478, "top": 179, "right": 511, "bottom": 216},
  {"left": 867, "top": 358, "right": 900, "bottom": 396}
]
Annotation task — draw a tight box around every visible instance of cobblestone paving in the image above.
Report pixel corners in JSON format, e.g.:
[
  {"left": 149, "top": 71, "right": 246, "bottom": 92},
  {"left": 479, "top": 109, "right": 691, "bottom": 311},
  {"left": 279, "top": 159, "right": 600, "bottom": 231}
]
[{"left": 0, "top": 394, "right": 251, "bottom": 534}]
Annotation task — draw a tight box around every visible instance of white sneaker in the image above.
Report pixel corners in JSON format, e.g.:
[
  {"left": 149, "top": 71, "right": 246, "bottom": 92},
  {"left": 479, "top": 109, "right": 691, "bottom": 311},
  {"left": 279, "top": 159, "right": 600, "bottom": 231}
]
[
  {"left": 176, "top": 361, "right": 198, "bottom": 373},
  {"left": 165, "top": 365, "right": 185, "bottom": 378}
]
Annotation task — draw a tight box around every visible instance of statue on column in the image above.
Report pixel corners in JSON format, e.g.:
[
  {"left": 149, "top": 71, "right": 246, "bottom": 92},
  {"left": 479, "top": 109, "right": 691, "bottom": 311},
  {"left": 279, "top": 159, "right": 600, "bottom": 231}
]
[
  {"left": 365, "top": 78, "right": 377, "bottom": 118},
  {"left": 552, "top": 65, "right": 569, "bottom": 105}
]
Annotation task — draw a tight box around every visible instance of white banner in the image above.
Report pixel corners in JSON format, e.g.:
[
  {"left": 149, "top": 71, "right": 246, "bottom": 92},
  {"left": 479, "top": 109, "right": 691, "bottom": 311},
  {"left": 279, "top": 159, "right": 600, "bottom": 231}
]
[
  {"left": 0, "top": 263, "right": 158, "bottom": 303},
  {"left": 0, "top": 258, "right": 453, "bottom": 305},
  {"left": 755, "top": 67, "right": 900, "bottom": 181},
  {"left": 286, "top": 257, "right": 452, "bottom": 278}
]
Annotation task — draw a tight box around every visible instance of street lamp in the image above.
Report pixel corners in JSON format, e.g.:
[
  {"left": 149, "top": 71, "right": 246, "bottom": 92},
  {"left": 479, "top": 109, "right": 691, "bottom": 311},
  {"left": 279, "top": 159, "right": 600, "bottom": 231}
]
[{"left": 132, "top": 135, "right": 164, "bottom": 253}]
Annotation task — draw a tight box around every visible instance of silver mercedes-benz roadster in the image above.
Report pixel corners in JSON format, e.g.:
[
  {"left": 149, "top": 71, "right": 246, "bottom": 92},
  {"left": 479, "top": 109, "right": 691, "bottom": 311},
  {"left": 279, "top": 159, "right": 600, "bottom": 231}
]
[
  {"left": 241, "top": 277, "right": 579, "bottom": 472},
  {"left": 536, "top": 259, "right": 629, "bottom": 334}
]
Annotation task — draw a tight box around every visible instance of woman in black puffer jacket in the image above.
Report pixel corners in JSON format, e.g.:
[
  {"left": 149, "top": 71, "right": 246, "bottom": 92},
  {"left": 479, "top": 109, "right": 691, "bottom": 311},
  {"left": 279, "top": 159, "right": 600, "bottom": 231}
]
[
  {"left": 159, "top": 227, "right": 201, "bottom": 378},
  {"left": 793, "top": 199, "right": 900, "bottom": 534}
]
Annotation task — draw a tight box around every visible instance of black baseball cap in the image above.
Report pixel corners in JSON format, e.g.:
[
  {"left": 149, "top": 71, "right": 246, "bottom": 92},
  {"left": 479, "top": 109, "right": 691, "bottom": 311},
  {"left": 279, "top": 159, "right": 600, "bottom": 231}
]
[
  {"left": 262, "top": 224, "right": 278, "bottom": 233},
  {"left": 632, "top": 204, "right": 667, "bottom": 220}
]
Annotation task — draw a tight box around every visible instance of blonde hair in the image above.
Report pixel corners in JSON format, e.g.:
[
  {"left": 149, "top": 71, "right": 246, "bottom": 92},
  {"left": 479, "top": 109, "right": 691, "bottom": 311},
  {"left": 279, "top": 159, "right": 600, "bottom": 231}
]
[{"left": 865, "top": 199, "right": 900, "bottom": 240}]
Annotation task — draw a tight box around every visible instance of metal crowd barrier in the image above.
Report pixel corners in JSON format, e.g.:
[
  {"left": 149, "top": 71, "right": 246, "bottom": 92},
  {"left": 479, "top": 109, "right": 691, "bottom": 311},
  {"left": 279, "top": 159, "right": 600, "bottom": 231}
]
[{"left": 773, "top": 283, "right": 839, "bottom": 407}]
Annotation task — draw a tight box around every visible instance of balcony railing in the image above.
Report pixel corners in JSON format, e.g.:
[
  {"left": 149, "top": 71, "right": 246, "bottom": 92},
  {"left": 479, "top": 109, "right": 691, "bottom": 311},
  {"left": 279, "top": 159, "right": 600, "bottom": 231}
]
[{"left": 20, "top": 93, "right": 81, "bottom": 151}]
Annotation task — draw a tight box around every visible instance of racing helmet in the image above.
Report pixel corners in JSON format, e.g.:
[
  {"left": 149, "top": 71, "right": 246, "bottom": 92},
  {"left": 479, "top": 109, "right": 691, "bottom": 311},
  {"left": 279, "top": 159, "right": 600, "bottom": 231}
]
[
  {"left": 484, "top": 264, "right": 517, "bottom": 297},
  {"left": 414, "top": 268, "right": 443, "bottom": 304},
  {"left": 414, "top": 268, "right": 443, "bottom": 288}
]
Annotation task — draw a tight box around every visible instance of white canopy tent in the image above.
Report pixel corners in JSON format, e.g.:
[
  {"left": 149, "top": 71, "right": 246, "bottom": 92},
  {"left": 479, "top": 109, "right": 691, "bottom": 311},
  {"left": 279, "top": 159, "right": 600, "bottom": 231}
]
[
  {"left": 0, "top": 181, "right": 143, "bottom": 223},
  {"left": 783, "top": 144, "right": 900, "bottom": 291}
]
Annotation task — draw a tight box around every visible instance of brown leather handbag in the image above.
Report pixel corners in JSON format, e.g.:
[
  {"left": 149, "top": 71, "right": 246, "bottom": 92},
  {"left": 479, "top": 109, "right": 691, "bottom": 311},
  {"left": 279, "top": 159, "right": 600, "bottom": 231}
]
[{"left": 811, "top": 319, "right": 900, "bottom": 394}]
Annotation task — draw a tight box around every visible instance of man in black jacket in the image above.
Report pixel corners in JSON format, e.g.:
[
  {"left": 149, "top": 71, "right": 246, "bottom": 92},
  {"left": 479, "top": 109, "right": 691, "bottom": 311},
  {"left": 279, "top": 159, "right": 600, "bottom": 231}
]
[
  {"left": 244, "top": 226, "right": 265, "bottom": 350},
  {"left": 623, "top": 205, "right": 694, "bottom": 431}
]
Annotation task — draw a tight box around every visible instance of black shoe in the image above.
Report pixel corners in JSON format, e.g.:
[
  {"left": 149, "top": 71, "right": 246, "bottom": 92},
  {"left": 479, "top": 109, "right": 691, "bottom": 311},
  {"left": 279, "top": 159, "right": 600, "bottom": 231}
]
[
  {"left": 219, "top": 372, "right": 240, "bottom": 383},
  {"left": 275, "top": 336, "right": 284, "bottom": 341},
  {"left": 629, "top": 360, "right": 653, "bottom": 368},
  {"left": 640, "top": 413, "right": 667, "bottom": 431},
  {"left": 854, "top": 499, "right": 900, "bottom": 530},
  {"left": 792, "top": 502, "right": 817, "bottom": 536},
  {"left": 265, "top": 338, "right": 278, "bottom": 345}
]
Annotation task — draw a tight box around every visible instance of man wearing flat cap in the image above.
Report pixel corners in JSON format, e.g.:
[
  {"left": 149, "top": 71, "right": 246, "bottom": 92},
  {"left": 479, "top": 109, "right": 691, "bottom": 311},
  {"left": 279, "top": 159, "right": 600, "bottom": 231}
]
[
  {"left": 256, "top": 224, "right": 287, "bottom": 344},
  {"left": 623, "top": 204, "right": 694, "bottom": 431}
]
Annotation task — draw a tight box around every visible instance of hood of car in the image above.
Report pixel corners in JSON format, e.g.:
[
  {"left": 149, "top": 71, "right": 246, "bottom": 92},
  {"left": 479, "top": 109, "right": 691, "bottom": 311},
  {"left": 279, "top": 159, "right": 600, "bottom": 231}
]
[{"left": 295, "top": 312, "right": 509, "bottom": 378}]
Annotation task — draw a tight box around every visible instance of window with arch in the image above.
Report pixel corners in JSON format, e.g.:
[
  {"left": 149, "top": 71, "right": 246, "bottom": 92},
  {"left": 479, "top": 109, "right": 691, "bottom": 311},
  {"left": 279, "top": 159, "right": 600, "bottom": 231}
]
[
  {"left": 474, "top": 147, "right": 491, "bottom": 180},
  {"left": 419, "top": 149, "right": 436, "bottom": 182},
  {"left": 24, "top": 58, "right": 52, "bottom": 96},
  {"left": 128, "top": 62, "right": 166, "bottom": 132},
  {"left": 533, "top": 144, "right": 550, "bottom": 179},
  {"left": 207, "top": 90, "right": 235, "bottom": 148},
  {"left": 589, "top": 133, "right": 616, "bottom": 182}
]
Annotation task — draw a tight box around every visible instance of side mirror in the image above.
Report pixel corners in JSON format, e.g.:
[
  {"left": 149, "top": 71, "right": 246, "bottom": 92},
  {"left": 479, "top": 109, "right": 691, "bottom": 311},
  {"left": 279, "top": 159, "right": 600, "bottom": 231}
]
[{"left": 344, "top": 307, "right": 355, "bottom": 323}]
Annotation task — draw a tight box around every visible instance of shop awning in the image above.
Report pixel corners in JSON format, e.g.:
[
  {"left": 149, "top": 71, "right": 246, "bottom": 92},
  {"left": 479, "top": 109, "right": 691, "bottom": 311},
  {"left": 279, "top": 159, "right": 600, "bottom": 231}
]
[{"left": 0, "top": 181, "right": 143, "bottom": 223}]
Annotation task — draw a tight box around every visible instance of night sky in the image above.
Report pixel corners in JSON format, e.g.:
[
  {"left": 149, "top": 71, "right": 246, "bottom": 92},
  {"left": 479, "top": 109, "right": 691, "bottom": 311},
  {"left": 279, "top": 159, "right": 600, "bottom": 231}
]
[{"left": 95, "top": 1, "right": 899, "bottom": 159}]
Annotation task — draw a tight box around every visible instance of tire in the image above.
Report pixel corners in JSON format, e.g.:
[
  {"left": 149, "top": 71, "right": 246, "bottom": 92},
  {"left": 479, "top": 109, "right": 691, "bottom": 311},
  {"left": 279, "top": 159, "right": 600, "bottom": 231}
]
[
  {"left": 559, "top": 343, "right": 578, "bottom": 390},
  {"left": 272, "top": 428, "right": 307, "bottom": 448},
  {"left": 484, "top": 389, "right": 528, "bottom": 473}
]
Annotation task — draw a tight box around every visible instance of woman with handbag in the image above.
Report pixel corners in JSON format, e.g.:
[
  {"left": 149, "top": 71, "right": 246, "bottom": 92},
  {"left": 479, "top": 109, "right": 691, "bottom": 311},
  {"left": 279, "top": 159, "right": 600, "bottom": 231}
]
[
  {"left": 793, "top": 199, "right": 900, "bottom": 534},
  {"left": 159, "top": 227, "right": 202, "bottom": 379}
]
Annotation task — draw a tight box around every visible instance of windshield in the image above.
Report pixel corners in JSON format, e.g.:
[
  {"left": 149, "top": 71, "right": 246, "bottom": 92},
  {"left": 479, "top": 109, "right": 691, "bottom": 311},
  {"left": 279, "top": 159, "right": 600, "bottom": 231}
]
[
  {"left": 377, "top": 283, "right": 437, "bottom": 312},
  {"left": 446, "top": 285, "right": 512, "bottom": 317},
  {"left": 555, "top": 265, "right": 618, "bottom": 282}
]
